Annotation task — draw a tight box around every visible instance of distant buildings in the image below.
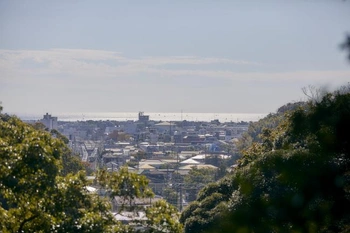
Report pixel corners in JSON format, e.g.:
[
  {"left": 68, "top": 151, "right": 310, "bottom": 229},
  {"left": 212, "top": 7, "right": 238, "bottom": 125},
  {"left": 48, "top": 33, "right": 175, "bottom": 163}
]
[
  {"left": 41, "top": 113, "right": 57, "bottom": 130},
  {"left": 52, "top": 112, "right": 252, "bottom": 210},
  {"left": 138, "top": 112, "right": 149, "bottom": 122}
]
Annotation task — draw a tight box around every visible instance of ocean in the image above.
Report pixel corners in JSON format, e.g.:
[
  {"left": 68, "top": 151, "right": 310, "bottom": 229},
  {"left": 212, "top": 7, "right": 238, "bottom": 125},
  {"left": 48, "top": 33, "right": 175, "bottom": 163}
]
[{"left": 18, "top": 112, "right": 267, "bottom": 123}]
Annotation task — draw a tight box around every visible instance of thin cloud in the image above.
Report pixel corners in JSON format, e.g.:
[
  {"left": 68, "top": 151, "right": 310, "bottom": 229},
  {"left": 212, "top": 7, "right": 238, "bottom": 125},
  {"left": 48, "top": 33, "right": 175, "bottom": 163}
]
[
  {"left": 0, "top": 48, "right": 261, "bottom": 73},
  {"left": 132, "top": 56, "right": 262, "bottom": 66},
  {"left": 1, "top": 49, "right": 349, "bottom": 86}
]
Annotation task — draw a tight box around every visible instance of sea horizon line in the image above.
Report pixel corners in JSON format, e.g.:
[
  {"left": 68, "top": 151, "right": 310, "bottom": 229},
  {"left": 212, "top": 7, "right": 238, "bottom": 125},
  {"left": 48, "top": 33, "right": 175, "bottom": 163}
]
[{"left": 13, "top": 111, "right": 268, "bottom": 123}]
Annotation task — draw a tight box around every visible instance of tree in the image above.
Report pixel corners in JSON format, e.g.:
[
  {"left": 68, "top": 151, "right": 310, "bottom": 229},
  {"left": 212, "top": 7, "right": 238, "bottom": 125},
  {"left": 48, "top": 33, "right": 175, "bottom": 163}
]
[
  {"left": 145, "top": 200, "right": 183, "bottom": 233},
  {"left": 162, "top": 187, "right": 178, "bottom": 207},
  {"left": 133, "top": 150, "right": 147, "bottom": 161},
  {"left": 0, "top": 113, "right": 116, "bottom": 232},
  {"left": 48, "top": 172, "right": 115, "bottom": 233},
  {"left": 31, "top": 121, "right": 86, "bottom": 176},
  {"left": 51, "top": 129, "right": 69, "bottom": 144},
  {"left": 181, "top": 85, "right": 350, "bottom": 233},
  {"left": 180, "top": 176, "right": 236, "bottom": 233},
  {"left": 108, "top": 130, "right": 130, "bottom": 142},
  {"left": 235, "top": 101, "right": 305, "bottom": 154},
  {"left": 95, "top": 167, "right": 184, "bottom": 232},
  {"left": 184, "top": 167, "right": 217, "bottom": 202},
  {"left": 96, "top": 166, "right": 154, "bottom": 210},
  {"left": 227, "top": 88, "right": 350, "bottom": 232},
  {"left": 32, "top": 121, "right": 47, "bottom": 131},
  {"left": 0, "top": 108, "right": 181, "bottom": 233}
]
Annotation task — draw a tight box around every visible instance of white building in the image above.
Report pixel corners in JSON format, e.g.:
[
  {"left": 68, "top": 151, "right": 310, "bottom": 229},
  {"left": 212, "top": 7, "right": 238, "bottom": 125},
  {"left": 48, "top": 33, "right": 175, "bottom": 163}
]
[{"left": 41, "top": 113, "right": 57, "bottom": 130}]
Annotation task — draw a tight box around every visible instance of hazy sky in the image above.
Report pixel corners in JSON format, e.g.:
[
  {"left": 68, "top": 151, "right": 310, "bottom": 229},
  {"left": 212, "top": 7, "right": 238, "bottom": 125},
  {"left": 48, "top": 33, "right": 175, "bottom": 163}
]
[{"left": 1, "top": 0, "right": 350, "bottom": 115}]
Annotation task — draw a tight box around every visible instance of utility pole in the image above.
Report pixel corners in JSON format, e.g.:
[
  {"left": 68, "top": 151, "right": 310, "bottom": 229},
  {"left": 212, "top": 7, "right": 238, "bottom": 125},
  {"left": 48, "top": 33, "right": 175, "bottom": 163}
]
[
  {"left": 179, "top": 183, "right": 183, "bottom": 211},
  {"left": 175, "top": 147, "right": 182, "bottom": 211}
]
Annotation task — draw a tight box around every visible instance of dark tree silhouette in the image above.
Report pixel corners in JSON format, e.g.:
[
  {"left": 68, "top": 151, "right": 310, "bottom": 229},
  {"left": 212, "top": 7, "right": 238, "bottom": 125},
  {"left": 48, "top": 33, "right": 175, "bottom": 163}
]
[{"left": 341, "top": 34, "right": 350, "bottom": 61}]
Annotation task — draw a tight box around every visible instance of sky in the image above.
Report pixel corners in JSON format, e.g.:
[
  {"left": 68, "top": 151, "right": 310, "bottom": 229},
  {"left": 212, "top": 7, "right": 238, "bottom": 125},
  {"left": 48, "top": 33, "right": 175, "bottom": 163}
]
[{"left": 1, "top": 0, "right": 350, "bottom": 115}]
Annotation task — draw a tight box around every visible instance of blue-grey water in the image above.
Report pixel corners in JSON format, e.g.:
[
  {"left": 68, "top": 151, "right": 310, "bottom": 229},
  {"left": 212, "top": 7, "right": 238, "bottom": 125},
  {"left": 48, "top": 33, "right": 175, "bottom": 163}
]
[{"left": 18, "top": 112, "right": 267, "bottom": 123}]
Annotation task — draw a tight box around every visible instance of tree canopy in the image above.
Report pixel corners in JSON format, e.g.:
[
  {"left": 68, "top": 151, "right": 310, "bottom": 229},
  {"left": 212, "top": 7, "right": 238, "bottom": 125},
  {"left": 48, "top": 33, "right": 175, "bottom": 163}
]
[
  {"left": 145, "top": 199, "right": 183, "bottom": 233},
  {"left": 96, "top": 166, "right": 154, "bottom": 209},
  {"left": 181, "top": 85, "right": 350, "bottom": 233},
  {"left": 184, "top": 167, "right": 218, "bottom": 202},
  {"left": 0, "top": 113, "right": 182, "bottom": 233},
  {"left": 0, "top": 114, "right": 116, "bottom": 232}
]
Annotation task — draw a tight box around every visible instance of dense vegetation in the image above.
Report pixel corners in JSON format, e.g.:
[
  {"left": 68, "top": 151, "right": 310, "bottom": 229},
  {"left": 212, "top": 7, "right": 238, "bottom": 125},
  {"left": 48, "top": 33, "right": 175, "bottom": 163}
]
[
  {"left": 1, "top": 83, "right": 349, "bottom": 233},
  {"left": 0, "top": 111, "right": 182, "bottom": 233},
  {"left": 181, "top": 85, "right": 350, "bottom": 233}
]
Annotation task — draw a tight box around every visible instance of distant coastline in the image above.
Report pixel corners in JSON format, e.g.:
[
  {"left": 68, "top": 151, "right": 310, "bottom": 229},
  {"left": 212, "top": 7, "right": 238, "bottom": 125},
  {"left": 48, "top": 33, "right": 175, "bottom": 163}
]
[{"left": 16, "top": 112, "right": 267, "bottom": 123}]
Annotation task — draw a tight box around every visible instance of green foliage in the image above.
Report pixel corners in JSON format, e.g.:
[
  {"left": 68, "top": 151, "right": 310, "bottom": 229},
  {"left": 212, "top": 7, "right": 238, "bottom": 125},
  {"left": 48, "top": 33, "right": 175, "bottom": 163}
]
[
  {"left": 48, "top": 172, "right": 115, "bottom": 233},
  {"left": 162, "top": 187, "right": 178, "bottom": 206},
  {"left": 184, "top": 167, "right": 217, "bottom": 186},
  {"left": 285, "top": 90, "right": 350, "bottom": 157},
  {"left": 30, "top": 121, "right": 85, "bottom": 176},
  {"left": 220, "top": 150, "right": 349, "bottom": 233},
  {"left": 184, "top": 167, "right": 217, "bottom": 202},
  {"left": 96, "top": 166, "right": 154, "bottom": 209},
  {"left": 95, "top": 167, "right": 183, "bottom": 232},
  {"left": 236, "top": 101, "right": 305, "bottom": 154},
  {"left": 0, "top": 115, "right": 113, "bottom": 232},
  {"left": 133, "top": 151, "right": 147, "bottom": 161},
  {"left": 51, "top": 129, "right": 70, "bottom": 144},
  {"left": 0, "top": 114, "right": 116, "bottom": 232},
  {"left": 0, "top": 111, "right": 181, "bottom": 233},
  {"left": 182, "top": 86, "right": 350, "bottom": 233},
  {"left": 181, "top": 176, "right": 236, "bottom": 233},
  {"left": 32, "top": 121, "right": 47, "bottom": 131},
  {"left": 108, "top": 130, "right": 131, "bottom": 142},
  {"left": 60, "top": 147, "right": 86, "bottom": 176},
  {"left": 145, "top": 199, "right": 183, "bottom": 233}
]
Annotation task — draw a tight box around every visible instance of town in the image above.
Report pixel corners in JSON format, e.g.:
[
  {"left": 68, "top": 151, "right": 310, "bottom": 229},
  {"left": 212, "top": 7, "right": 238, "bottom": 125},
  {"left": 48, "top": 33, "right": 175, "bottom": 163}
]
[{"left": 40, "top": 112, "right": 249, "bottom": 211}]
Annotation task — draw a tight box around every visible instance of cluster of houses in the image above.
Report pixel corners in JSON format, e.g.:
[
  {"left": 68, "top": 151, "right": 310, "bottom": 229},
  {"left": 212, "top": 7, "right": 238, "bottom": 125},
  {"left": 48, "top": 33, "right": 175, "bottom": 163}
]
[{"left": 53, "top": 112, "right": 249, "bottom": 211}]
